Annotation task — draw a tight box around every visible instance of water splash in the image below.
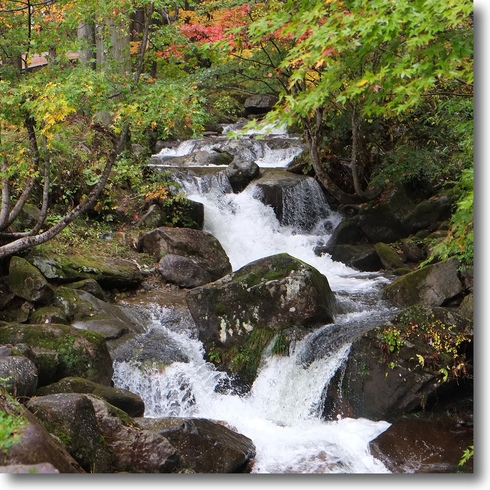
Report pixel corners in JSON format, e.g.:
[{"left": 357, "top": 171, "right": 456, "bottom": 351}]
[{"left": 112, "top": 308, "right": 391, "bottom": 474}]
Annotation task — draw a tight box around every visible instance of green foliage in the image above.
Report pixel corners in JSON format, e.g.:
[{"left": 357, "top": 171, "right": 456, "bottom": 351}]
[
  {"left": 380, "top": 312, "right": 472, "bottom": 382},
  {"left": 459, "top": 445, "right": 474, "bottom": 467},
  {"left": 0, "top": 390, "right": 26, "bottom": 454},
  {"left": 428, "top": 167, "right": 474, "bottom": 267}
]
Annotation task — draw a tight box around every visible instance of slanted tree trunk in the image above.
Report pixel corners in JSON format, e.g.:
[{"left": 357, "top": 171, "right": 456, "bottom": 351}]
[{"left": 0, "top": 124, "right": 130, "bottom": 260}]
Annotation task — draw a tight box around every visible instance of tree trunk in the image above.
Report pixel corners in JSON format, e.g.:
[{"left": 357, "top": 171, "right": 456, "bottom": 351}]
[
  {"left": 78, "top": 21, "right": 97, "bottom": 70},
  {"left": 0, "top": 125, "right": 130, "bottom": 259},
  {"left": 303, "top": 110, "right": 365, "bottom": 205}
]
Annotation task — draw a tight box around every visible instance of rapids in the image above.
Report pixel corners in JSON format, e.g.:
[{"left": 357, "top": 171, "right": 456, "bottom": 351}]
[{"left": 112, "top": 125, "right": 397, "bottom": 473}]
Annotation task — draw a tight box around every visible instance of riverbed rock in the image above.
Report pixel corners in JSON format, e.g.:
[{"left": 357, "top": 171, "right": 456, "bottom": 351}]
[
  {"left": 225, "top": 158, "right": 260, "bottom": 193},
  {"left": 370, "top": 413, "right": 473, "bottom": 473},
  {"left": 383, "top": 258, "right": 464, "bottom": 307},
  {"left": 0, "top": 396, "right": 85, "bottom": 473},
  {"left": 6, "top": 256, "right": 54, "bottom": 305},
  {"left": 323, "top": 305, "right": 473, "bottom": 422},
  {"left": 254, "top": 172, "right": 334, "bottom": 232},
  {"left": 0, "top": 322, "right": 114, "bottom": 387},
  {"left": 28, "top": 253, "right": 144, "bottom": 290},
  {"left": 62, "top": 289, "right": 145, "bottom": 340},
  {"left": 186, "top": 253, "right": 337, "bottom": 386},
  {"left": 136, "top": 417, "right": 256, "bottom": 473},
  {"left": 320, "top": 244, "right": 383, "bottom": 272},
  {"left": 84, "top": 395, "right": 185, "bottom": 473},
  {"left": 35, "top": 376, "right": 145, "bottom": 417},
  {"left": 138, "top": 227, "right": 232, "bottom": 280},
  {"left": 158, "top": 253, "right": 212, "bottom": 288},
  {"left": 0, "top": 355, "right": 38, "bottom": 397},
  {"left": 26, "top": 393, "right": 114, "bottom": 473},
  {"left": 244, "top": 94, "right": 278, "bottom": 114}
]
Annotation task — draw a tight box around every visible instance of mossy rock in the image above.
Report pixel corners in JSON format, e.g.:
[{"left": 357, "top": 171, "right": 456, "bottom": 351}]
[
  {"left": 0, "top": 322, "right": 113, "bottom": 387},
  {"left": 28, "top": 253, "right": 144, "bottom": 289},
  {"left": 374, "top": 242, "right": 405, "bottom": 270},
  {"left": 53, "top": 286, "right": 95, "bottom": 322},
  {"left": 36, "top": 377, "right": 145, "bottom": 417},
  {"left": 383, "top": 258, "right": 464, "bottom": 308},
  {"left": 29, "top": 306, "right": 68, "bottom": 325},
  {"left": 6, "top": 256, "right": 54, "bottom": 305}
]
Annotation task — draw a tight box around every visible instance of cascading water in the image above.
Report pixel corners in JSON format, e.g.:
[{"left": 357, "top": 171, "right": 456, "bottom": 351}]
[{"left": 113, "top": 127, "right": 398, "bottom": 473}]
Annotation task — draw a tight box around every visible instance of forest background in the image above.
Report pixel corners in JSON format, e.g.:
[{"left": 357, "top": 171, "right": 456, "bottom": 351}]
[{"left": 0, "top": 0, "right": 474, "bottom": 270}]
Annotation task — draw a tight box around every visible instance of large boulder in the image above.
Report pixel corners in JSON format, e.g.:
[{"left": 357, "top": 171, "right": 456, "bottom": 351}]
[
  {"left": 0, "top": 354, "right": 38, "bottom": 397},
  {"left": 370, "top": 414, "right": 473, "bottom": 473},
  {"left": 383, "top": 258, "right": 464, "bottom": 307},
  {"left": 6, "top": 256, "right": 54, "bottom": 305},
  {"left": 58, "top": 289, "right": 145, "bottom": 340},
  {"left": 26, "top": 393, "right": 114, "bottom": 473},
  {"left": 136, "top": 417, "right": 256, "bottom": 473},
  {"left": 319, "top": 244, "right": 383, "bottom": 272},
  {"left": 36, "top": 376, "right": 145, "bottom": 417},
  {"left": 225, "top": 158, "right": 260, "bottom": 193},
  {"left": 28, "top": 253, "right": 144, "bottom": 290},
  {"left": 186, "top": 253, "right": 337, "bottom": 386},
  {"left": 138, "top": 227, "right": 232, "bottom": 281},
  {"left": 84, "top": 395, "right": 186, "bottom": 473},
  {"left": 158, "top": 254, "right": 212, "bottom": 288},
  {"left": 0, "top": 396, "right": 85, "bottom": 473},
  {"left": 244, "top": 94, "right": 278, "bottom": 114},
  {"left": 323, "top": 305, "right": 473, "bottom": 422},
  {"left": 0, "top": 322, "right": 114, "bottom": 387},
  {"left": 254, "top": 172, "right": 334, "bottom": 233}
]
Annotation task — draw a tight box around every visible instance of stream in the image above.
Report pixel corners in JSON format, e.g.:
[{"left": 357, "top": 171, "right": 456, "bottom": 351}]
[{"left": 112, "top": 124, "right": 399, "bottom": 474}]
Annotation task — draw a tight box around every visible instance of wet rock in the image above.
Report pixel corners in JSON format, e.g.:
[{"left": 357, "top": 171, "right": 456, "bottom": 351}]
[
  {"left": 136, "top": 417, "right": 256, "bottom": 473},
  {"left": 244, "top": 94, "right": 278, "bottom": 114},
  {"left": 324, "top": 305, "right": 473, "bottom": 422},
  {"left": 225, "top": 158, "right": 260, "bottom": 192},
  {"left": 36, "top": 376, "right": 145, "bottom": 417},
  {"left": 186, "top": 253, "right": 337, "bottom": 386},
  {"left": 370, "top": 415, "right": 473, "bottom": 473},
  {"left": 321, "top": 244, "right": 383, "bottom": 272}
]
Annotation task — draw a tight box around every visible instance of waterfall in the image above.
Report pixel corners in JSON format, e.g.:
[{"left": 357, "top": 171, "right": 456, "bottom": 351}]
[
  {"left": 112, "top": 129, "right": 396, "bottom": 473},
  {"left": 112, "top": 307, "right": 391, "bottom": 474}
]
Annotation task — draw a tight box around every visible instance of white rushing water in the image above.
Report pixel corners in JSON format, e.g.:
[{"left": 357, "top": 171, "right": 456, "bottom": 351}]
[{"left": 113, "top": 133, "right": 395, "bottom": 473}]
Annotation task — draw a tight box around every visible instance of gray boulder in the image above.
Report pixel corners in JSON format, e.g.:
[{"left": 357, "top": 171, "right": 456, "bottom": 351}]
[
  {"left": 158, "top": 253, "right": 212, "bottom": 288},
  {"left": 35, "top": 376, "right": 145, "bottom": 417},
  {"left": 186, "top": 253, "right": 336, "bottom": 386},
  {"left": 384, "top": 258, "right": 464, "bottom": 307},
  {"left": 138, "top": 227, "right": 232, "bottom": 280},
  {"left": 6, "top": 256, "right": 54, "bottom": 305},
  {"left": 136, "top": 417, "right": 256, "bottom": 473},
  {"left": 0, "top": 396, "right": 85, "bottom": 473},
  {"left": 27, "top": 393, "right": 113, "bottom": 473},
  {"left": 225, "top": 158, "right": 260, "bottom": 193}
]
